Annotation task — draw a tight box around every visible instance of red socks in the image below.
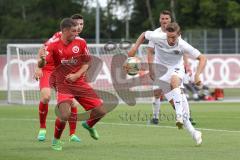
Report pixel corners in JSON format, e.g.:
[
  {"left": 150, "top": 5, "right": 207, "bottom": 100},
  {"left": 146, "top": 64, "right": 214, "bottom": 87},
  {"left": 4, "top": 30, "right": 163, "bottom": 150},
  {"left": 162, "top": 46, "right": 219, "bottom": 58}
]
[
  {"left": 68, "top": 107, "right": 78, "bottom": 135},
  {"left": 39, "top": 101, "right": 48, "bottom": 128},
  {"left": 87, "top": 117, "right": 101, "bottom": 128},
  {"left": 54, "top": 118, "right": 66, "bottom": 139}
]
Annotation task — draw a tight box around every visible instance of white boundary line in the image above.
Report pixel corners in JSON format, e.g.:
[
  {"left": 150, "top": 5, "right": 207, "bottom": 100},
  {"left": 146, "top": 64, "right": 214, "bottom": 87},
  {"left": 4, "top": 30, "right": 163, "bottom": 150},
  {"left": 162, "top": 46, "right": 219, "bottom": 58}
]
[
  {"left": 99, "top": 122, "right": 240, "bottom": 133},
  {"left": 1, "top": 118, "right": 240, "bottom": 133}
]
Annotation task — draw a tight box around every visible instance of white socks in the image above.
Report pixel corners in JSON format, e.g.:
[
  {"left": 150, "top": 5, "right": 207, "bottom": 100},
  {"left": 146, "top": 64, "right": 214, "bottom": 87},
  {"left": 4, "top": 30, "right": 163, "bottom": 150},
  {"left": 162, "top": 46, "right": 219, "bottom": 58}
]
[
  {"left": 171, "top": 88, "right": 183, "bottom": 120},
  {"left": 182, "top": 93, "right": 190, "bottom": 119},
  {"left": 183, "top": 118, "right": 196, "bottom": 136},
  {"left": 182, "top": 93, "right": 196, "bottom": 136},
  {"left": 152, "top": 98, "right": 161, "bottom": 119}
]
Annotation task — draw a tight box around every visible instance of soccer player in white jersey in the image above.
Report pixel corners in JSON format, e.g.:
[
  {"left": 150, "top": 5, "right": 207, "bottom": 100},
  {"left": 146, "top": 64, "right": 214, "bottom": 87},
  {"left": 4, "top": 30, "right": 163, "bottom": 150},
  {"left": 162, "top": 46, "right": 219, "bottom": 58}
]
[
  {"left": 130, "top": 10, "right": 196, "bottom": 125},
  {"left": 128, "top": 22, "right": 207, "bottom": 145}
]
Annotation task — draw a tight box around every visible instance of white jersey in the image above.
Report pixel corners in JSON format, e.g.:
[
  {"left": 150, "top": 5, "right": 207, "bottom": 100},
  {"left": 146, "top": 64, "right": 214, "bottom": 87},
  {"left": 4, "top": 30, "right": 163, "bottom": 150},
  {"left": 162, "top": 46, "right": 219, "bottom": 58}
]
[
  {"left": 145, "top": 31, "right": 201, "bottom": 67},
  {"left": 148, "top": 28, "right": 163, "bottom": 48}
]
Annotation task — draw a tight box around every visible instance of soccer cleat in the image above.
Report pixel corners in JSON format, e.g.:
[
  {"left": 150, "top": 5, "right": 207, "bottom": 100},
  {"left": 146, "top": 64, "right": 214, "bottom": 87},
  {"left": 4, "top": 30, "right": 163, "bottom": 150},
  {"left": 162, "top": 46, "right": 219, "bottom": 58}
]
[
  {"left": 150, "top": 118, "right": 159, "bottom": 125},
  {"left": 193, "top": 130, "right": 202, "bottom": 146},
  {"left": 37, "top": 129, "right": 46, "bottom": 141},
  {"left": 189, "top": 117, "right": 197, "bottom": 126},
  {"left": 69, "top": 134, "right": 81, "bottom": 142},
  {"left": 82, "top": 121, "right": 99, "bottom": 140},
  {"left": 52, "top": 138, "right": 63, "bottom": 151},
  {"left": 176, "top": 117, "right": 184, "bottom": 129}
]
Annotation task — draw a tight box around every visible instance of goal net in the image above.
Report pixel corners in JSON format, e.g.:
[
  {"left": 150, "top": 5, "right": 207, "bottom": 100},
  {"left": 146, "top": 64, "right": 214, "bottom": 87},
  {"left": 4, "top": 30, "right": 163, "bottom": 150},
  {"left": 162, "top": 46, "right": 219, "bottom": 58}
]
[{"left": 6, "top": 43, "right": 152, "bottom": 105}]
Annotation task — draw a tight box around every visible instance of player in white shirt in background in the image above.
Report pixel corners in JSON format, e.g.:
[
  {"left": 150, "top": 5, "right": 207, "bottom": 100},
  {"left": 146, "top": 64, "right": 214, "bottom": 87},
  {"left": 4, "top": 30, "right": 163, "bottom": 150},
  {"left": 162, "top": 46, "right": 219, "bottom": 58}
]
[
  {"left": 147, "top": 10, "right": 170, "bottom": 125},
  {"left": 128, "top": 22, "right": 207, "bottom": 145}
]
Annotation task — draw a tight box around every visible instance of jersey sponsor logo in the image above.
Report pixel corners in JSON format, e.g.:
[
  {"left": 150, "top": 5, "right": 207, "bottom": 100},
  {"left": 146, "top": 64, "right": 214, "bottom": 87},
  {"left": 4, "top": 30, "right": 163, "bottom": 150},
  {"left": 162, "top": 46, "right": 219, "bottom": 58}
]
[
  {"left": 61, "top": 58, "right": 78, "bottom": 65},
  {"left": 173, "top": 50, "right": 181, "bottom": 55},
  {"left": 156, "top": 43, "right": 163, "bottom": 48},
  {"left": 174, "top": 68, "right": 180, "bottom": 73},
  {"left": 72, "top": 46, "right": 79, "bottom": 53}
]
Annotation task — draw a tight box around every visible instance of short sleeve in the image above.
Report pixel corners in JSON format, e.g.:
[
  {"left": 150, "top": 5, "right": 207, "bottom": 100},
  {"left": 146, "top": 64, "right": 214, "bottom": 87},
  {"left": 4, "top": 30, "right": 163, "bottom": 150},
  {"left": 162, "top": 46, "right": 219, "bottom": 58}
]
[
  {"left": 180, "top": 39, "right": 201, "bottom": 59},
  {"left": 147, "top": 40, "right": 154, "bottom": 48},
  {"left": 78, "top": 40, "right": 91, "bottom": 63},
  {"left": 145, "top": 31, "right": 164, "bottom": 44}
]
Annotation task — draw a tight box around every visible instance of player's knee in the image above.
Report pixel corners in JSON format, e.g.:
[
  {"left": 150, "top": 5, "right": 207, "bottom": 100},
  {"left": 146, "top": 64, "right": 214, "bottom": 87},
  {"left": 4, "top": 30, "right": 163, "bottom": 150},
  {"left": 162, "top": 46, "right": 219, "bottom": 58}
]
[
  {"left": 58, "top": 102, "right": 71, "bottom": 121},
  {"left": 101, "top": 109, "right": 107, "bottom": 117},
  {"left": 154, "top": 92, "right": 161, "bottom": 98},
  {"left": 97, "top": 106, "right": 107, "bottom": 117},
  {"left": 72, "top": 99, "right": 79, "bottom": 107},
  {"left": 170, "top": 83, "right": 178, "bottom": 89},
  {"left": 170, "top": 77, "right": 180, "bottom": 89},
  {"left": 41, "top": 95, "right": 51, "bottom": 104},
  {"left": 154, "top": 89, "right": 162, "bottom": 98},
  {"left": 61, "top": 112, "right": 71, "bottom": 121}
]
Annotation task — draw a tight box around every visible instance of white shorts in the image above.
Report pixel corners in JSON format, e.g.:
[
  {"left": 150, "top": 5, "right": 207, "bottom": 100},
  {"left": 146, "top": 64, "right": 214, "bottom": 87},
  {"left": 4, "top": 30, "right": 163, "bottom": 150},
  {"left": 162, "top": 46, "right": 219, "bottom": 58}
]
[
  {"left": 159, "top": 65, "right": 185, "bottom": 82},
  {"left": 152, "top": 63, "right": 185, "bottom": 96}
]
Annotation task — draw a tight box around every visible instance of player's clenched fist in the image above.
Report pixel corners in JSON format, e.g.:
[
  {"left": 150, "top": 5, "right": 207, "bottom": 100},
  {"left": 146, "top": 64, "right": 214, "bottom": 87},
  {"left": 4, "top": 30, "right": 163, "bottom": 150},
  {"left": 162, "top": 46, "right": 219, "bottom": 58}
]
[{"left": 38, "top": 47, "right": 47, "bottom": 68}]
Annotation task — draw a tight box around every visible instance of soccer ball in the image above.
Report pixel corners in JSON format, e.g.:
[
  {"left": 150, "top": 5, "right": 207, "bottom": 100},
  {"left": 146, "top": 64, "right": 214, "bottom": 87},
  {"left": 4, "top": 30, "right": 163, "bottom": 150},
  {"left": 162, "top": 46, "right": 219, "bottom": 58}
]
[{"left": 125, "top": 57, "right": 141, "bottom": 76}]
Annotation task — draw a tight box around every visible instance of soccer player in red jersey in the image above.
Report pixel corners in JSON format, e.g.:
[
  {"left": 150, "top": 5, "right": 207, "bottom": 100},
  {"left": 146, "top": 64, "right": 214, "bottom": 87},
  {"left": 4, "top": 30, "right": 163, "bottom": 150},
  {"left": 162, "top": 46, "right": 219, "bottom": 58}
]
[
  {"left": 40, "top": 18, "right": 106, "bottom": 151},
  {"left": 34, "top": 14, "right": 84, "bottom": 142}
]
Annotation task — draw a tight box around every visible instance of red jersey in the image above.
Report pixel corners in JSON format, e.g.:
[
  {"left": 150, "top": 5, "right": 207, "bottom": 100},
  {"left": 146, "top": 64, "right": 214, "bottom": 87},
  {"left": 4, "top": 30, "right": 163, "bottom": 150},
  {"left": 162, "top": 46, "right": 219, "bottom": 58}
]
[
  {"left": 46, "top": 36, "right": 91, "bottom": 83},
  {"left": 42, "top": 31, "right": 62, "bottom": 71}
]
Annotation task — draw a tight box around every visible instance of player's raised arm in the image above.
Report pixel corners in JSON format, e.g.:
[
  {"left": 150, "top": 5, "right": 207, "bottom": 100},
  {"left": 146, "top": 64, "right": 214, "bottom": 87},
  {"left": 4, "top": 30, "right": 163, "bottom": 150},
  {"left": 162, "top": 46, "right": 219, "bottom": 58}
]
[
  {"left": 194, "top": 54, "right": 207, "bottom": 85},
  {"left": 147, "top": 47, "right": 155, "bottom": 80},
  {"left": 181, "top": 39, "right": 207, "bottom": 86},
  {"left": 128, "top": 32, "right": 146, "bottom": 57}
]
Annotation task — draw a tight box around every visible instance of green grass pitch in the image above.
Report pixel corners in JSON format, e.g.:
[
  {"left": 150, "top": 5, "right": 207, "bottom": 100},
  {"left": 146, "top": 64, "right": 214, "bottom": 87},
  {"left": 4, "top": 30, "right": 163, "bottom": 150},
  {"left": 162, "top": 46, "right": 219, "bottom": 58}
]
[{"left": 0, "top": 102, "right": 240, "bottom": 160}]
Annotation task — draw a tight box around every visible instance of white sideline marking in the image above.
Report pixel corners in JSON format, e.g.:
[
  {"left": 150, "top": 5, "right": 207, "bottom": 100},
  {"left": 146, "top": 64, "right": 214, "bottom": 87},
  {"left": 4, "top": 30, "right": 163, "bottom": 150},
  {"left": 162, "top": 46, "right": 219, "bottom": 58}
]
[
  {"left": 99, "top": 122, "right": 240, "bottom": 133},
  {"left": 0, "top": 118, "right": 240, "bottom": 133}
]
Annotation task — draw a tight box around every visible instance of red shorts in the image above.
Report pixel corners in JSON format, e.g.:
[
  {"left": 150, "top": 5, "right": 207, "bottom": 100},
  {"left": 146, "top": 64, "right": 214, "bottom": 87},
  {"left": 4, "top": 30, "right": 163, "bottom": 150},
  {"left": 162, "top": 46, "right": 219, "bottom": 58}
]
[
  {"left": 57, "top": 82, "right": 103, "bottom": 111},
  {"left": 39, "top": 70, "right": 52, "bottom": 90}
]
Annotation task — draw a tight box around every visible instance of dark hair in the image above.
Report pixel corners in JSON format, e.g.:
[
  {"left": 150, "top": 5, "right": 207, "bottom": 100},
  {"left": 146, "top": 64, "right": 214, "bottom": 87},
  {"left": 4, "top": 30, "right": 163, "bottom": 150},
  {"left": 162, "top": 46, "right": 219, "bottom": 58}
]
[
  {"left": 166, "top": 22, "right": 181, "bottom": 34},
  {"left": 71, "top": 14, "right": 83, "bottom": 20},
  {"left": 160, "top": 10, "right": 172, "bottom": 18},
  {"left": 60, "top": 18, "right": 77, "bottom": 31}
]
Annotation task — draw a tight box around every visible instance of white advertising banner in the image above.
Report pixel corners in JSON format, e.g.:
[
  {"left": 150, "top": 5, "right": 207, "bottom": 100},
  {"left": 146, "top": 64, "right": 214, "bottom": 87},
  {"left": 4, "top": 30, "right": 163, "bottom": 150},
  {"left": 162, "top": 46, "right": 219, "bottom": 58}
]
[{"left": 0, "top": 54, "right": 240, "bottom": 90}]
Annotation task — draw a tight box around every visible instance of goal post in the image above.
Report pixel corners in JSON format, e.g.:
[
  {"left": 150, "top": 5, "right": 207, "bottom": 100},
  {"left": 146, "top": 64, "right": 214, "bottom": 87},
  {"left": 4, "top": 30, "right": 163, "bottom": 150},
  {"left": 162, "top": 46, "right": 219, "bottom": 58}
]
[{"left": 7, "top": 44, "right": 42, "bottom": 104}]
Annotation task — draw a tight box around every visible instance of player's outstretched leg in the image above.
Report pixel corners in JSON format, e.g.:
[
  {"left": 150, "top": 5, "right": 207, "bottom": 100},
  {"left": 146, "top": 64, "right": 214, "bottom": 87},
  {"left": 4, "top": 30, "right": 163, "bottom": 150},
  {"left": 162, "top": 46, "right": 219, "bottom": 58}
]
[
  {"left": 192, "top": 130, "right": 202, "bottom": 146},
  {"left": 182, "top": 93, "right": 197, "bottom": 126},
  {"left": 82, "top": 106, "right": 106, "bottom": 140},
  {"left": 183, "top": 113, "right": 202, "bottom": 146},
  {"left": 82, "top": 121, "right": 99, "bottom": 140}
]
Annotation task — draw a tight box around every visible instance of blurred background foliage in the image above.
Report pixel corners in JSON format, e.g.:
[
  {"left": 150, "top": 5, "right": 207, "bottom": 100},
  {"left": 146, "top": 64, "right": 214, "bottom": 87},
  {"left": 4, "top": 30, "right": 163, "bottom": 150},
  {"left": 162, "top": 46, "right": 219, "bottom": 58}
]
[{"left": 0, "top": 0, "right": 240, "bottom": 39}]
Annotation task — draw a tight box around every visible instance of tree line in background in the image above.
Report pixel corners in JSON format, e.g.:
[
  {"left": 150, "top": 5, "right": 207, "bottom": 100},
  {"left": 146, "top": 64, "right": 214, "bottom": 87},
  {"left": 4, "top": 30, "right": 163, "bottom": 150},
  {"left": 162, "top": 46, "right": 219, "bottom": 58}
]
[{"left": 0, "top": 0, "right": 240, "bottom": 40}]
